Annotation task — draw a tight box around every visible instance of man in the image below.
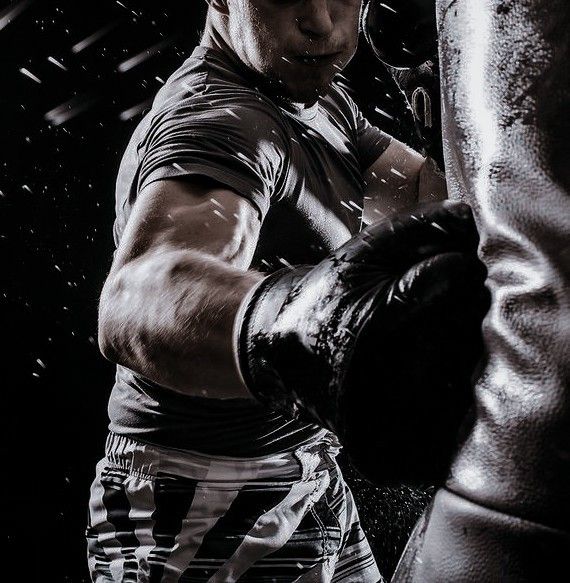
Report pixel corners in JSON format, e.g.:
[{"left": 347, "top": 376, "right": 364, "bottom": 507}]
[{"left": 87, "top": 1, "right": 485, "bottom": 581}]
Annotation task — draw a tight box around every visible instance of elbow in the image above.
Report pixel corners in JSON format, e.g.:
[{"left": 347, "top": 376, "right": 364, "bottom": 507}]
[
  {"left": 98, "top": 319, "right": 118, "bottom": 364},
  {"left": 97, "top": 281, "right": 123, "bottom": 364},
  {"left": 98, "top": 307, "right": 120, "bottom": 364}
]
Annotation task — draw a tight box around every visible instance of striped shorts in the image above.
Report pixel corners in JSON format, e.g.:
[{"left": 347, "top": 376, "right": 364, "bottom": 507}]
[{"left": 86, "top": 431, "right": 382, "bottom": 582}]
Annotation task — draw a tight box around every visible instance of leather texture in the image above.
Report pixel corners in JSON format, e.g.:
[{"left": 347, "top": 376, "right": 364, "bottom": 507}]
[
  {"left": 238, "top": 202, "right": 489, "bottom": 484},
  {"left": 393, "top": 0, "right": 570, "bottom": 579},
  {"left": 394, "top": 489, "right": 570, "bottom": 582}
]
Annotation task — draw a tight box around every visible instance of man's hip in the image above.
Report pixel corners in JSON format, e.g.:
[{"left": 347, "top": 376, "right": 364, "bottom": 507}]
[{"left": 86, "top": 431, "right": 381, "bottom": 582}]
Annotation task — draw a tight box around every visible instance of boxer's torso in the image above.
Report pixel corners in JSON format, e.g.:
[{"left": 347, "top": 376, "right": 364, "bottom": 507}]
[{"left": 107, "top": 46, "right": 390, "bottom": 456}]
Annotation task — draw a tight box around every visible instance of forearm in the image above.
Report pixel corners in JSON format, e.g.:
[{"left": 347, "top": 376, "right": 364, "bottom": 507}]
[
  {"left": 363, "top": 141, "right": 446, "bottom": 224},
  {"left": 98, "top": 246, "right": 262, "bottom": 398}
]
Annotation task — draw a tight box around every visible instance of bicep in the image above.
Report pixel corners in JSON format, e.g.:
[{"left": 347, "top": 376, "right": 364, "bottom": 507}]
[{"left": 110, "top": 177, "right": 262, "bottom": 275}]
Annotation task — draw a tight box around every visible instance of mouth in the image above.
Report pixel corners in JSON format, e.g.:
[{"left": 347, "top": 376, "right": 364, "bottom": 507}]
[{"left": 291, "top": 52, "right": 343, "bottom": 67}]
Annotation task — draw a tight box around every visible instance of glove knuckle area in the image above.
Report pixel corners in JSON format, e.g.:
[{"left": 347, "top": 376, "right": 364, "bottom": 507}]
[
  {"left": 359, "top": 201, "right": 480, "bottom": 271},
  {"left": 396, "top": 251, "right": 488, "bottom": 306}
]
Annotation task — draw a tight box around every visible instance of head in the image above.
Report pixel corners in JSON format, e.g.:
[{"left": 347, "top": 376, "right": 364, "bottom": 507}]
[{"left": 204, "top": 0, "right": 363, "bottom": 105}]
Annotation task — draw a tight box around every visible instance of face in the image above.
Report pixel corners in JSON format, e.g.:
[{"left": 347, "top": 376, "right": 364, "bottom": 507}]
[{"left": 226, "top": 0, "right": 362, "bottom": 104}]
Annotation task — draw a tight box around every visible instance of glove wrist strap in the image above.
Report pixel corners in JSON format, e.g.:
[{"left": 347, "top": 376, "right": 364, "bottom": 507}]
[{"left": 234, "top": 268, "right": 301, "bottom": 417}]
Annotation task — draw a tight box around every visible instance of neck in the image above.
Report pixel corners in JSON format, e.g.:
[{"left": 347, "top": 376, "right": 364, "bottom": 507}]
[
  {"left": 200, "top": 9, "right": 234, "bottom": 61},
  {"left": 200, "top": 10, "right": 319, "bottom": 111}
]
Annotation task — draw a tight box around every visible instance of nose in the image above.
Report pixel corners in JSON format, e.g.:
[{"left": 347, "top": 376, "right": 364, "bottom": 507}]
[{"left": 297, "top": 0, "right": 334, "bottom": 39}]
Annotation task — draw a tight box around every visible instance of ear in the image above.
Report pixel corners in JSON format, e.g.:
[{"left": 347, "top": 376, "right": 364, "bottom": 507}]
[{"left": 207, "top": 0, "right": 230, "bottom": 15}]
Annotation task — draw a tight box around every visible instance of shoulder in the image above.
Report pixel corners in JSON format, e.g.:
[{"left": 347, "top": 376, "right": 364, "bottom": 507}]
[{"left": 143, "top": 51, "right": 288, "bottom": 145}]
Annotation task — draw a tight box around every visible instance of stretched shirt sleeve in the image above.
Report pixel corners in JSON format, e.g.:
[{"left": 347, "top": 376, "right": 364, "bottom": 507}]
[
  {"left": 136, "top": 93, "right": 289, "bottom": 220},
  {"left": 355, "top": 108, "right": 393, "bottom": 170},
  {"left": 334, "top": 84, "right": 393, "bottom": 170}
]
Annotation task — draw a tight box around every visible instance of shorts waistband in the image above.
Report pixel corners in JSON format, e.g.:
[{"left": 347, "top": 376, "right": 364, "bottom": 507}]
[{"left": 104, "top": 430, "right": 341, "bottom": 482}]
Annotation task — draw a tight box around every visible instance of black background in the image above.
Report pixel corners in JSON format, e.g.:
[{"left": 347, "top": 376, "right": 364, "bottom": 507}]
[{"left": 2, "top": 1, "right": 426, "bottom": 580}]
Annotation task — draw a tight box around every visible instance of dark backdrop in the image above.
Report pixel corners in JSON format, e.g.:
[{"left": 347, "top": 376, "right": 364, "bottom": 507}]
[{"left": 1, "top": 1, "right": 427, "bottom": 580}]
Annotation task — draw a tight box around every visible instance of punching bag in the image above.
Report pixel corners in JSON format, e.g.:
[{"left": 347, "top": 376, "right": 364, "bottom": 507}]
[{"left": 393, "top": 0, "right": 570, "bottom": 580}]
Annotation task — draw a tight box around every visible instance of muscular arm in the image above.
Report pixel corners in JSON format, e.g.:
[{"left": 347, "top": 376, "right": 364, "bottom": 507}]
[
  {"left": 98, "top": 178, "right": 263, "bottom": 399},
  {"left": 362, "top": 139, "right": 447, "bottom": 224}
]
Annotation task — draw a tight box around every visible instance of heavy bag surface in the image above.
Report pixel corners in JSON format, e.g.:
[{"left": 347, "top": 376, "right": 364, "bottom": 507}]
[{"left": 393, "top": 0, "right": 570, "bottom": 580}]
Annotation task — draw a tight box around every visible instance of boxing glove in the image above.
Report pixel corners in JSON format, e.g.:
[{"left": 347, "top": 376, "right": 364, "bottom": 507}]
[{"left": 237, "top": 201, "right": 490, "bottom": 484}]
